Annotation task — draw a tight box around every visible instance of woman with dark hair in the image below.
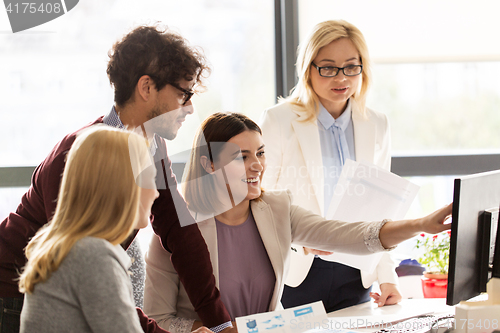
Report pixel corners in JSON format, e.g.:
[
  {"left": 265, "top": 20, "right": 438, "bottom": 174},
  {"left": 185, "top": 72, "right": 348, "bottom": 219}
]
[{"left": 143, "top": 112, "right": 451, "bottom": 333}]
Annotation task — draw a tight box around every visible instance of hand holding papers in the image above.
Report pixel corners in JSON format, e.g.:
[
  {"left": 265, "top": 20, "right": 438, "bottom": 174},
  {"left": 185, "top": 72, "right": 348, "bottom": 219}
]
[{"left": 320, "top": 160, "right": 420, "bottom": 273}]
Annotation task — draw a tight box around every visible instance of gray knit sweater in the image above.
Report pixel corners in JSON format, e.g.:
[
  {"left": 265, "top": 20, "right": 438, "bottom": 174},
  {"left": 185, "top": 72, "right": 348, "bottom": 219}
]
[{"left": 20, "top": 237, "right": 143, "bottom": 333}]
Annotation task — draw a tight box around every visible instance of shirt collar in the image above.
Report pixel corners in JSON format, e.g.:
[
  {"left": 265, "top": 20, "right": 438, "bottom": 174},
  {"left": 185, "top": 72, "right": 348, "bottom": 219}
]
[
  {"left": 103, "top": 106, "right": 158, "bottom": 156},
  {"left": 102, "top": 106, "right": 126, "bottom": 129},
  {"left": 317, "top": 99, "right": 352, "bottom": 131}
]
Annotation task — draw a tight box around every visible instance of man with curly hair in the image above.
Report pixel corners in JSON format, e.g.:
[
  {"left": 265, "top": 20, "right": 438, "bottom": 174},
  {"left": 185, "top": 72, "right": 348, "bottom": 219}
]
[{"left": 0, "top": 25, "right": 233, "bottom": 333}]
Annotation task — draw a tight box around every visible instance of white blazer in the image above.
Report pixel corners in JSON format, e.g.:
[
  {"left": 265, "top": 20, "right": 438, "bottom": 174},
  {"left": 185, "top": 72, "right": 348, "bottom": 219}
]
[
  {"left": 260, "top": 101, "right": 398, "bottom": 288},
  {"left": 143, "top": 190, "right": 391, "bottom": 332}
]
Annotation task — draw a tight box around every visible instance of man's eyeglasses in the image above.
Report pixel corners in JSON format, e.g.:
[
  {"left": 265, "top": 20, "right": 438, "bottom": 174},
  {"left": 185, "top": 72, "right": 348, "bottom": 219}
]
[
  {"left": 145, "top": 74, "right": 194, "bottom": 105},
  {"left": 311, "top": 63, "right": 363, "bottom": 77},
  {"left": 170, "top": 82, "right": 194, "bottom": 106}
]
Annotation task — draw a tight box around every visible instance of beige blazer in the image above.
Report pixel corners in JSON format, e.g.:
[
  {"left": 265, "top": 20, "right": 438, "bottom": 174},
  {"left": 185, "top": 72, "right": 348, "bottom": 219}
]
[
  {"left": 143, "top": 190, "right": 390, "bottom": 331},
  {"left": 260, "top": 101, "right": 398, "bottom": 288}
]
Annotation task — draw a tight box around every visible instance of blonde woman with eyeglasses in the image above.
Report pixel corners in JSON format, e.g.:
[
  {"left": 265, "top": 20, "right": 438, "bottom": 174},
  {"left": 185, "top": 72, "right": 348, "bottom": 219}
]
[{"left": 261, "top": 20, "right": 402, "bottom": 312}]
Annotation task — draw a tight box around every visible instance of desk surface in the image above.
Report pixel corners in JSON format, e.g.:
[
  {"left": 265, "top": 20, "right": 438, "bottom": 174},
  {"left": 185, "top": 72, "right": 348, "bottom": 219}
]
[{"left": 327, "top": 298, "right": 454, "bottom": 330}]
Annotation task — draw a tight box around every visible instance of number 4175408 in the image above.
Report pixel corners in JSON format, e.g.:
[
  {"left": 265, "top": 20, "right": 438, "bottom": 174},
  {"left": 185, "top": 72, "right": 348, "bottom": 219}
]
[
  {"left": 459, "top": 318, "right": 499, "bottom": 330},
  {"left": 5, "top": 2, "right": 62, "bottom": 14}
]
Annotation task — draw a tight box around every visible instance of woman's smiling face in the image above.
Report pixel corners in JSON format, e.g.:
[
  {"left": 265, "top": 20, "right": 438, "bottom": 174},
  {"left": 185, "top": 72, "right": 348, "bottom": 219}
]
[{"left": 213, "top": 130, "right": 266, "bottom": 203}]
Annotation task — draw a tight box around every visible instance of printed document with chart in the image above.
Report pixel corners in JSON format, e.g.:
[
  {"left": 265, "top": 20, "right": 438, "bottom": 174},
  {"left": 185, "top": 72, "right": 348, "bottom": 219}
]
[
  {"left": 319, "top": 159, "right": 420, "bottom": 273},
  {"left": 235, "top": 301, "right": 328, "bottom": 333}
]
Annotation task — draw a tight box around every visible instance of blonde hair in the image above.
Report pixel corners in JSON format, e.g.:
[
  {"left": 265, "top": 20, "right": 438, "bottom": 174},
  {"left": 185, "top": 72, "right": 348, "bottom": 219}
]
[
  {"left": 283, "top": 19, "right": 372, "bottom": 122},
  {"left": 19, "top": 126, "right": 150, "bottom": 294}
]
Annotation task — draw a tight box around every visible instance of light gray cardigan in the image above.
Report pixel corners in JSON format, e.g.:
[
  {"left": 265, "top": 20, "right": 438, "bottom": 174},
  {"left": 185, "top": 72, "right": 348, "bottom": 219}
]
[{"left": 20, "top": 237, "right": 143, "bottom": 333}]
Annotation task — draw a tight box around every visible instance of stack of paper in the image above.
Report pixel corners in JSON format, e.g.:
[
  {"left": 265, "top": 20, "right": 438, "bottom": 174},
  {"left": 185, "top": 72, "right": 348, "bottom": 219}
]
[{"left": 320, "top": 160, "right": 420, "bottom": 273}]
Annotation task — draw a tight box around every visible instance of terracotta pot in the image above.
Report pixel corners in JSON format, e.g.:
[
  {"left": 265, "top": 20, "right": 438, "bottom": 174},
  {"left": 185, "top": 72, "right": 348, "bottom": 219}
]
[{"left": 421, "top": 274, "right": 448, "bottom": 298}]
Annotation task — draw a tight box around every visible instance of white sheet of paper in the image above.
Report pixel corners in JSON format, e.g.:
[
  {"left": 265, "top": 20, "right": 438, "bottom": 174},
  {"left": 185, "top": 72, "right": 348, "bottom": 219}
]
[
  {"left": 235, "top": 301, "right": 328, "bottom": 333},
  {"left": 327, "top": 298, "right": 454, "bottom": 329},
  {"left": 319, "top": 160, "right": 419, "bottom": 273}
]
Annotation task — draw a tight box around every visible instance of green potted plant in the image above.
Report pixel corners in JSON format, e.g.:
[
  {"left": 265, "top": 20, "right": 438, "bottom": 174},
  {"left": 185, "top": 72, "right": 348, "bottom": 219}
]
[{"left": 415, "top": 230, "right": 451, "bottom": 297}]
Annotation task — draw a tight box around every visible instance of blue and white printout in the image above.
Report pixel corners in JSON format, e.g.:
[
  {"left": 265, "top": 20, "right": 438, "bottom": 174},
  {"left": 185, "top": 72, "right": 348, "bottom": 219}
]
[{"left": 235, "top": 301, "right": 329, "bottom": 333}]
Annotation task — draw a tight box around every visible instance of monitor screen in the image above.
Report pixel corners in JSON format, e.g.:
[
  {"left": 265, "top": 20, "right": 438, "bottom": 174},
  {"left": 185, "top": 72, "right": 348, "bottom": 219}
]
[{"left": 447, "top": 169, "right": 500, "bottom": 305}]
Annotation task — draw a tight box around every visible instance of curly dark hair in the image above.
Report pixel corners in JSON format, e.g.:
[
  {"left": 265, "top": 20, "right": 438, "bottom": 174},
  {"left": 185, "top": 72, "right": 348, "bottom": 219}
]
[{"left": 107, "top": 24, "right": 210, "bottom": 107}]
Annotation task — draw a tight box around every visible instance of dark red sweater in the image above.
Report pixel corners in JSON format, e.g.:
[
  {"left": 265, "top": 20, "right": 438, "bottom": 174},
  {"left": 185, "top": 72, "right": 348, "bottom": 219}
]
[{"left": 0, "top": 117, "right": 230, "bottom": 331}]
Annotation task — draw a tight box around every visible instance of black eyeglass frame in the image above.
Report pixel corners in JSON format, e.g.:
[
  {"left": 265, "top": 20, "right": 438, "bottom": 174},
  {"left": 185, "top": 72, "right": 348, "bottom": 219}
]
[
  {"left": 145, "top": 74, "right": 194, "bottom": 105},
  {"left": 169, "top": 82, "right": 194, "bottom": 106},
  {"left": 311, "top": 63, "right": 363, "bottom": 77}
]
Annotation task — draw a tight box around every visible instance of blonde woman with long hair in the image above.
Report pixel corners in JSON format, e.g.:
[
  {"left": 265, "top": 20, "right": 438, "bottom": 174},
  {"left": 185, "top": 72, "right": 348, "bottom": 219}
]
[
  {"left": 18, "top": 126, "right": 159, "bottom": 332},
  {"left": 260, "top": 20, "right": 401, "bottom": 312}
]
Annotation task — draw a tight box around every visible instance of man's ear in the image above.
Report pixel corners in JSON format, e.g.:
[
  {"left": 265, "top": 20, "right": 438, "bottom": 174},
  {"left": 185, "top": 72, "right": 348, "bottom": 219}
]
[
  {"left": 136, "top": 75, "right": 155, "bottom": 102},
  {"left": 200, "top": 156, "right": 215, "bottom": 174}
]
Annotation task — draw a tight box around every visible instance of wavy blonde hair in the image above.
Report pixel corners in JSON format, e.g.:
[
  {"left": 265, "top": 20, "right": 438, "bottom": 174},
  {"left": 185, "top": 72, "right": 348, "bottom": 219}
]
[
  {"left": 283, "top": 19, "right": 372, "bottom": 122},
  {"left": 19, "top": 126, "right": 149, "bottom": 294}
]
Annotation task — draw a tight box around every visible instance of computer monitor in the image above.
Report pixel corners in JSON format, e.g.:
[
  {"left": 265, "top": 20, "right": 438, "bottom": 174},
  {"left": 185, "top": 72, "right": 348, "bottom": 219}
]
[{"left": 446, "top": 169, "right": 500, "bottom": 305}]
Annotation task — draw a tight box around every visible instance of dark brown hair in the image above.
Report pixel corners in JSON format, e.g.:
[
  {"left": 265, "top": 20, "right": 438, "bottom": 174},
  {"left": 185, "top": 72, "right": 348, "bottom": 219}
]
[
  {"left": 182, "top": 113, "right": 263, "bottom": 214},
  {"left": 201, "top": 113, "right": 262, "bottom": 163},
  {"left": 107, "top": 24, "right": 210, "bottom": 107}
]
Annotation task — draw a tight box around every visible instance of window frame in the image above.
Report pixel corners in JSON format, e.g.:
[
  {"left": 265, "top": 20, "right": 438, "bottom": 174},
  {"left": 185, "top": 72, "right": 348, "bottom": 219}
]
[{"left": 2, "top": 0, "right": 499, "bottom": 188}]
